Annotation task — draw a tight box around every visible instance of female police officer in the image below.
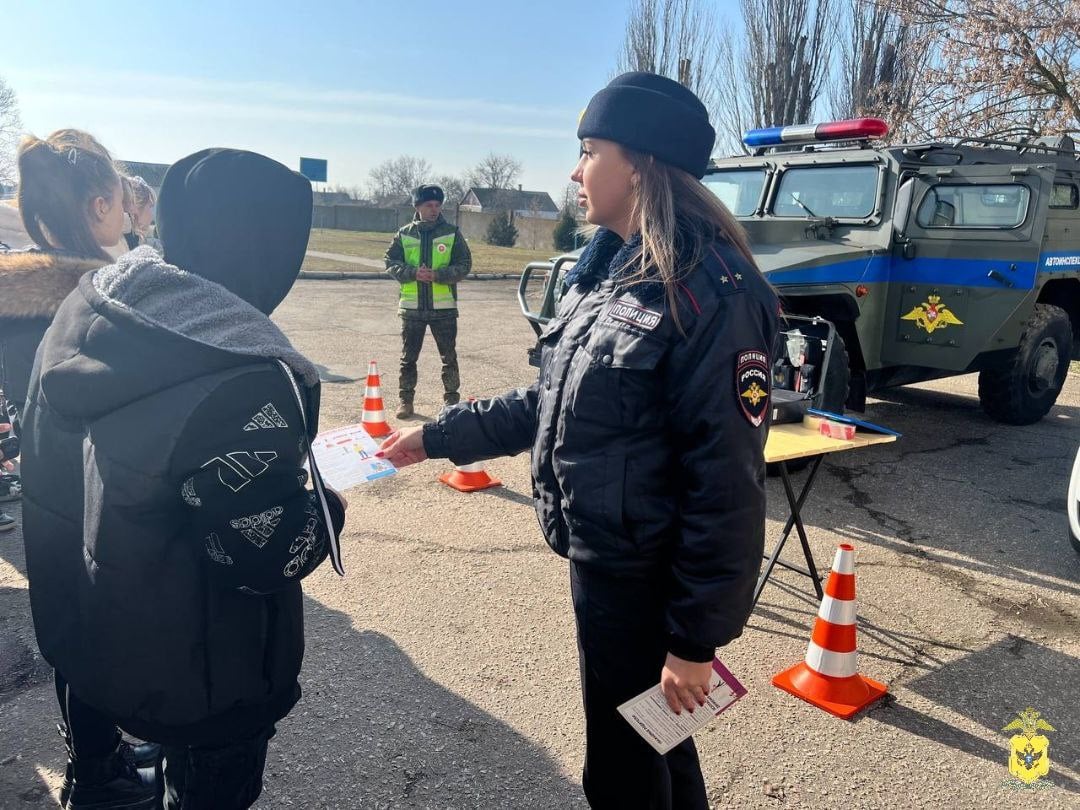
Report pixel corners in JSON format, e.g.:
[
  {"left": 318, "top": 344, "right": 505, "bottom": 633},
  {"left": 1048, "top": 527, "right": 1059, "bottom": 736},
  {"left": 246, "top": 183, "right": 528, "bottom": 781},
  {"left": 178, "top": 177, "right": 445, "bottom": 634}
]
[{"left": 379, "top": 72, "right": 778, "bottom": 809}]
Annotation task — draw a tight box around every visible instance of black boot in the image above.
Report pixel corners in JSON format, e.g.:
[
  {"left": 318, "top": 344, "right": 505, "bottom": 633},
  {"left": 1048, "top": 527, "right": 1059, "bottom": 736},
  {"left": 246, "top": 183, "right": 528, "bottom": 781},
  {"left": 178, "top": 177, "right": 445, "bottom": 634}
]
[{"left": 57, "top": 724, "right": 157, "bottom": 809}]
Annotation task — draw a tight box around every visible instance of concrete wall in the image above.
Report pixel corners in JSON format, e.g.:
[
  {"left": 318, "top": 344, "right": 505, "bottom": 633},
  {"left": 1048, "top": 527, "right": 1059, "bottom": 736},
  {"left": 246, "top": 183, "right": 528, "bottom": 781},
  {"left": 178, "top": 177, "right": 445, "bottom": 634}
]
[
  {"left": 311, "top": 205, "right": 560, "bottom": 250},
  {"left": 312, "top": 205, "right": 415, "bottom": 232},
  {"left": 456, "top": 209, "right": 557, "bottom": 251}
]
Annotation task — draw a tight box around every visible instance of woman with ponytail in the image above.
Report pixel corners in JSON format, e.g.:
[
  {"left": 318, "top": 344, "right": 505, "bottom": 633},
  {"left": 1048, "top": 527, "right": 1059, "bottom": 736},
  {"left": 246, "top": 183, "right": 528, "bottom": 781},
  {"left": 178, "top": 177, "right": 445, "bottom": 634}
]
[
  {"left": 0, "top": 129, "right": 125, "bottom": 406},
  {"left": 0, "top": 129, "right": 157, "bottom": 809},
  {"left": 380, "top": 73, "right": 779, "bottom": 808}
]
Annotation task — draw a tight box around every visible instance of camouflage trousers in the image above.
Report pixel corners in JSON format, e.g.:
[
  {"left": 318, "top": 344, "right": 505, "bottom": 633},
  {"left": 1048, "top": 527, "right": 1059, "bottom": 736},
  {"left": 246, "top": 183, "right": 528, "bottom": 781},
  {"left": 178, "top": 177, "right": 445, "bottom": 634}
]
[{"left": 399, "top": 317, "right": 460, "bottom": 405}]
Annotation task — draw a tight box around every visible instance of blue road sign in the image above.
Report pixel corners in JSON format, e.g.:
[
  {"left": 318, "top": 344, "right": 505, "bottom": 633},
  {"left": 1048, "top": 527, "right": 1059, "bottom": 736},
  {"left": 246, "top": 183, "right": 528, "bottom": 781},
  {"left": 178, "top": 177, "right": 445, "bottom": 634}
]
[{"left": 299, "top": 158, "right": 328, "bottom": 183}]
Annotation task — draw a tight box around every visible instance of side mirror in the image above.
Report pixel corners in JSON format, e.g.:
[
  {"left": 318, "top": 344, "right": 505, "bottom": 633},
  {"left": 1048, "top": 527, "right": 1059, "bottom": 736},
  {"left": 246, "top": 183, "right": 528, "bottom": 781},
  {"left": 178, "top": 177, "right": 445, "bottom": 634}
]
[{"left": 892, "top": 178, "right": 915, "bottom": 242}]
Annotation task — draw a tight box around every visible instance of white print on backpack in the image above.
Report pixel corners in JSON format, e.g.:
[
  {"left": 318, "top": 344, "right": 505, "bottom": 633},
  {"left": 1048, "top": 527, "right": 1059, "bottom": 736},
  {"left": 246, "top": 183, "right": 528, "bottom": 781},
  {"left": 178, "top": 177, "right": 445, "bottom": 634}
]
[
  {"left": 181, "top": 478, "right": 202, "bottom": 507},
  {"left": 243, "top": 403, "right": 289, "bottom": 431},
  {"left": 230, "top": 505, "right": 284, "bottom": 549},
  {"left": 608, "top": 301, "right": 662, "bottom": 331},
  {"left": 284, "top": 503, "right": 324, "bottom": 578},
  {"left": 201, "top": 451, "right": 279, "bottom": 493},
  {"left": 205, "top": 532, "right": 233, "bottom": 565}
]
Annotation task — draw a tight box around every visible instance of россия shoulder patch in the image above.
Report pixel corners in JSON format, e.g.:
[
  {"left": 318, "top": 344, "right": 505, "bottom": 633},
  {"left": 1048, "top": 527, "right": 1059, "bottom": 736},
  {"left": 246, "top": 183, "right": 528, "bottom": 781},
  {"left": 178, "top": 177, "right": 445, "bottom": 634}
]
[{"left": 736, "top": 349, "right": 770, "bottom": 427}]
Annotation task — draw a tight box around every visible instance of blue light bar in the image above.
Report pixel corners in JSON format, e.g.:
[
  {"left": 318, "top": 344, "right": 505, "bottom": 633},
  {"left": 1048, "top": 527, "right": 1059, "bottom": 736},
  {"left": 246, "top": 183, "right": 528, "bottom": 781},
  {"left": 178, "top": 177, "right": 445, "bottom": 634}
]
[{"left": 743, "top": 118, "right": 889, "bottom": 148}]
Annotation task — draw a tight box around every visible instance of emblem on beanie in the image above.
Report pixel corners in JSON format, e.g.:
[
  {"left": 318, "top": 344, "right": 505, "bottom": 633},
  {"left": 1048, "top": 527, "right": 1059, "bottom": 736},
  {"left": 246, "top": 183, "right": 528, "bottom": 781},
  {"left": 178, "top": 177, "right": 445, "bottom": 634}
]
[{"left": 736, "top": 350, "right": 770, "bottom": 427}]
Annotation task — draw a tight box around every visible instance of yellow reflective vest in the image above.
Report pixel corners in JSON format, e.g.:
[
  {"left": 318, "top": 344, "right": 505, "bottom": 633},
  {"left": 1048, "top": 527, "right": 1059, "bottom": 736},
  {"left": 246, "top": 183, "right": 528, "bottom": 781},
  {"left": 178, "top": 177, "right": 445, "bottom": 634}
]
[{"left": 398, "top": 231, "right": 457, "bottom": 311}]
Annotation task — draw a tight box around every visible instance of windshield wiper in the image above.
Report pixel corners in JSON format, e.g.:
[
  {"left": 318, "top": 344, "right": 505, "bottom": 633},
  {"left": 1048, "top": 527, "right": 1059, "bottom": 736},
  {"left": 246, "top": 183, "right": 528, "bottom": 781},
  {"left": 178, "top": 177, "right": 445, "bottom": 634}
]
[{"left": 789, "top": 193, "right": 819, "bottom": 218}]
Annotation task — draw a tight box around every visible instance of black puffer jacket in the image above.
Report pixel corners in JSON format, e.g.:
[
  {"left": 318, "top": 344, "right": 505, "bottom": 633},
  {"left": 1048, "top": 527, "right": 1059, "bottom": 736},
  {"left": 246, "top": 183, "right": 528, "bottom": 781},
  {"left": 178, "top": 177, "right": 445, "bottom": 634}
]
[
  {"left": 21, "top": 150, "right": 344, "bottom": 746},
  {"left": 424, "top": 228, "right": 779, "bottom": 659}
]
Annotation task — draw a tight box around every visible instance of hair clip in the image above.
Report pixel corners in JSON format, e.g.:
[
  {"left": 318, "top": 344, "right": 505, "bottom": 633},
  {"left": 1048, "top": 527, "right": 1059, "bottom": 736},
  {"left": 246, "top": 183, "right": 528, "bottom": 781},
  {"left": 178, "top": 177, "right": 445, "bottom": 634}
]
[{"left": 67, "top": 148, "right": 77, "bottom": 166}]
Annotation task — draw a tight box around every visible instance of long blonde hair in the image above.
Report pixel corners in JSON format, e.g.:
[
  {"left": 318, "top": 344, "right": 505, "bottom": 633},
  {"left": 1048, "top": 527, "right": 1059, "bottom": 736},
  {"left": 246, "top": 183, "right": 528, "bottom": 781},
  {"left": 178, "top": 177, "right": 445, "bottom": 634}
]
[{"left": 617, "top": 148, "right": 760, "bottom": 331}]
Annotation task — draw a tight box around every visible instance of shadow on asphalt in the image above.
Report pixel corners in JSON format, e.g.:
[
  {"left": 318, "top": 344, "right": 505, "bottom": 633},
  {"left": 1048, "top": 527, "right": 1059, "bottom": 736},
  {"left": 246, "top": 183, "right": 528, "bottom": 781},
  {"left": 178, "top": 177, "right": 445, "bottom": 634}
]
[
  {"left": 870, "top": 635, "right": 1079, "bottom": 795},
  {"left": 762, "top": 390, "right": 1080, "bottom": 603},
  {"left": 478, "top": 486, "right": 535, "bottom": 508},
  {"left": 1, "top": 532, "right": 583, "bottom": 807},
  {"left": 314, "top": 363, "right": 362, "bottom": 384},
  {"left": 268, "top": 595, "right": 584, "bottom": 806}
]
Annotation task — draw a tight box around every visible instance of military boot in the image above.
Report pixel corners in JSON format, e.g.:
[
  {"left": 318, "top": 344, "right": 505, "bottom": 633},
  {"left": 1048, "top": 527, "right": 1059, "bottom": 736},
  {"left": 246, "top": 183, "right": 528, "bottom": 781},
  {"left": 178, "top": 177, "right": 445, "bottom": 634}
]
[{"left": 57, "top": 724, "right": 157, "bottom": 809}]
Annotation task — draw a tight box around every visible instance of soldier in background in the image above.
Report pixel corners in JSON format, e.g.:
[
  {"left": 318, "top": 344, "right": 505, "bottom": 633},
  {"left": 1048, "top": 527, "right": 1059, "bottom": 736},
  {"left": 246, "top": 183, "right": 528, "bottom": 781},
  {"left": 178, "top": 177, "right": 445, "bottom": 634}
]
[{"left": 384, "top": 184, "right": 472, "bottom": 418}]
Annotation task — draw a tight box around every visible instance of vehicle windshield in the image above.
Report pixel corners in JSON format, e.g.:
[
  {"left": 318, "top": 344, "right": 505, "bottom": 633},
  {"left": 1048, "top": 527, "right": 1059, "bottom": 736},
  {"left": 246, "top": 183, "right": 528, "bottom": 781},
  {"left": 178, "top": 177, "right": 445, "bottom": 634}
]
[
  {"left": 704, "top": 169, "right": 766, "bottom": 216},
  {"left": 773, "top": 165, "right": 879, "bottom": 219}
]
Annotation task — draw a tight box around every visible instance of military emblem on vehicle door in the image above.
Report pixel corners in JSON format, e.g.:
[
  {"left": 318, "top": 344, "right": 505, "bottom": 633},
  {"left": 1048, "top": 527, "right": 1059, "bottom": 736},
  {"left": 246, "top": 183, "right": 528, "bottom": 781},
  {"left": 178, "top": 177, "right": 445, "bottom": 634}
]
[{"left": 901, "top": 295, "right": 964, "bottom": 334}]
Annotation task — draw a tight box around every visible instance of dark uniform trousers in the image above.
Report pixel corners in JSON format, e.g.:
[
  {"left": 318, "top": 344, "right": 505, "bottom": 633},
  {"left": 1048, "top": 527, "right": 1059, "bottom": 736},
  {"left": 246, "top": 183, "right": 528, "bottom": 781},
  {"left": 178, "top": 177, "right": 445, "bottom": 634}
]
[
  {"left": 570, "top": 562, "right": 710, "bottom": 810},
  {"left": 399, "top": 317, "right": 460, "bottom": 405},
  {"left": 161, "top": 727, "right": 274, "bottom": 809},
  {"left": 55, "top": 672, "right": 274, "bottom": 809}
]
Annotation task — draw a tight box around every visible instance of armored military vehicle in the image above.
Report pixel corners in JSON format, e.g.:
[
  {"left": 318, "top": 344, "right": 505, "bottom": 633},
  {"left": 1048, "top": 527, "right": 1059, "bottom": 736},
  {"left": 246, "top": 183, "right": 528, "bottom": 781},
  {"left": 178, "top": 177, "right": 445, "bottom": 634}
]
[{"left": 520, "top": 119, "right": 1079, "bottom": 425}]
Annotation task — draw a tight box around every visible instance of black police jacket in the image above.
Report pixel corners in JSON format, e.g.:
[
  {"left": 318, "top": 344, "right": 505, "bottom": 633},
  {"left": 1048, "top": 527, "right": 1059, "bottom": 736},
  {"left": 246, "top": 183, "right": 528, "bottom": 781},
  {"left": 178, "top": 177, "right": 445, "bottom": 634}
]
[{"left": 423, "top": 228, "right": 779, "bottom": 660}]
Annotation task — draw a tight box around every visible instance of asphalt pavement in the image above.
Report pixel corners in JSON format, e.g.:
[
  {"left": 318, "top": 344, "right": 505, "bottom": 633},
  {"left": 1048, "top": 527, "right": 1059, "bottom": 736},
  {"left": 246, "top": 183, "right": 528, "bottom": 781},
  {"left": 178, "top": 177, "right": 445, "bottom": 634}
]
[{"left": 1, "top": 278, "right": 1077, "bottom": 809}]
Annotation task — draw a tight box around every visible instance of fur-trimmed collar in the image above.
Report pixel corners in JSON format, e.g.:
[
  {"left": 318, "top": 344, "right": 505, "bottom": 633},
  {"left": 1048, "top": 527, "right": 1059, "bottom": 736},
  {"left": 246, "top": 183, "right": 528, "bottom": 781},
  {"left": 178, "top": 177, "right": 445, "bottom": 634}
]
[
  {"left": 0, "top": 250, "right": 104, "bottom": 321},
  {"left": 564, "top": 229, "right": 666, "bottom": 302}
]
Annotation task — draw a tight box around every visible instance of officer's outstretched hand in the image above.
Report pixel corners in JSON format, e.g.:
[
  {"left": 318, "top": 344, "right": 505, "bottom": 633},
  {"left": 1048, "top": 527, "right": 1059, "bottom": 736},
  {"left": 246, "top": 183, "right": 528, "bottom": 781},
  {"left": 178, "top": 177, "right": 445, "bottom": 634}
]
[
  {"left": 660, "top": 653, "right": 713, "bottom": 715},
  {"left": 377, "top": 427, "right": 428, "bottom": 468}
]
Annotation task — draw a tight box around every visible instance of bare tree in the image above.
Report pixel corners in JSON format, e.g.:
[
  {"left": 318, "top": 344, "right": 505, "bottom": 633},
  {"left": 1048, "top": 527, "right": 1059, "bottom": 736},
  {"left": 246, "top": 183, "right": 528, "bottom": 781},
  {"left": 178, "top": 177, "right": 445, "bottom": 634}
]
[
  {"left": 561, "top": 182, "right": 582, "bottom": 213},
  {"left": 716, "top": 0, "right": 836, "bottom": 153},
  {"left": 616, "top": 0, "right": 723, "bottom": 119},
  {"left": 0, "top": 77, "right": 21, "bottom": 184},
  {"left": 434, "top": 174, "right": 468, "bottom": 208},
  {"left": 900, "top": 0, "right": 1080, "bottom": 139},
  {"left": 830, "top": 1, "right": 936, "bottom": 142},
  {"left": 466, "top": 152, "right": 522, "bottom": 190},
  {"left": 367, "top": 155, "right": 432, "bottom": 205}
]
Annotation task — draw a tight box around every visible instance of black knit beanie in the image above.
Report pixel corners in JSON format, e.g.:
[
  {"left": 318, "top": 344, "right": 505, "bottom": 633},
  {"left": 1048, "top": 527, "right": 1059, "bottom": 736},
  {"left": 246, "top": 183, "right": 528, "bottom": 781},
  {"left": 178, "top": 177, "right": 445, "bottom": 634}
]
[
  {"left": 577, "top": 72, "right": 715, "bottom": 178},
  {"left": 412, "top": 184, "right": 445, "bottom": 207}
]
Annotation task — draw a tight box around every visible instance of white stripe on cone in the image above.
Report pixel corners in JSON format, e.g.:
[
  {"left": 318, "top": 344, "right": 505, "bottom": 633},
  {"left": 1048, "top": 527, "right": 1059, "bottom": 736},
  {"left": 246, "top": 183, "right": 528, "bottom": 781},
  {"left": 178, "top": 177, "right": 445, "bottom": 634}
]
[
  {"left": 363, "top": 410, "right": 387, "bottom": 423},
  {"left": 365, "top": 386, "right": 382, "bottom": 398},
  {"left": 454, "top": 461, "right": 486, "bottom": 473},
  {"left": 367, "top": 362, "right": 379, "bottom": 375},
  {"left": 804, "top": 641, "right": 858, "bottom": 679},
  {"left": 817, "top": 594, "right": 857, "bottom": 626},
  {"left": 832, "top": 547, "right": 854, "bottom": 574}
]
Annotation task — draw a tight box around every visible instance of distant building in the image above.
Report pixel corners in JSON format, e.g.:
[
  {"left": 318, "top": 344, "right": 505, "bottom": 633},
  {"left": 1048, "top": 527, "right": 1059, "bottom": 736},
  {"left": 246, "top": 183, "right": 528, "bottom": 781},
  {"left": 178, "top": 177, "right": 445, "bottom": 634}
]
[
  {"left": 312, "top": 190, "right": 358, "bottom": 206},
  {"left": 460, "top": 186, "right": 559, "bottom": 220}
]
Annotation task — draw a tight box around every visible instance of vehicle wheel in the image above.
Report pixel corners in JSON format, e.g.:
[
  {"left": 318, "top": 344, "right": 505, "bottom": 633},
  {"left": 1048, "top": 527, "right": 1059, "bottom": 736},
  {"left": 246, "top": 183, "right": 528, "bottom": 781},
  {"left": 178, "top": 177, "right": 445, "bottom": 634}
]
[
  {"left": 768, "top": 335, "right": 851, "bottom": 475},
  {"left": 979, "top": 304, "right": 1072, "bottom": 426}
]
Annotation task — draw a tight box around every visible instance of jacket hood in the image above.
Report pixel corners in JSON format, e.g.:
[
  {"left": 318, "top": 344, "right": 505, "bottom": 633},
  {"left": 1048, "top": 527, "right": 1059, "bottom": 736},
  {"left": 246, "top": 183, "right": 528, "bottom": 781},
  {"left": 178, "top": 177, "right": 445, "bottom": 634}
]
[
  {"left": 38, "top": 246, "right": 318, "bottom": 422},
  {"left": 0, "top": 250, "right": 103, "bottom": 323},
  {"left": 157, "top": 148, "right": 313, "bottom": 315}
]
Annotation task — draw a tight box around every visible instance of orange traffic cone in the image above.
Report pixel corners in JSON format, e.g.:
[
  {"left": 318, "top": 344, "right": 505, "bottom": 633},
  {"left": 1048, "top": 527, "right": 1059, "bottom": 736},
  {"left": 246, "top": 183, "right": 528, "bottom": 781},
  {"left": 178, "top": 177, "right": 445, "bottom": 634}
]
[
  {"left": 361, "top": 360, "right": 391, "bottom": 438},
  {"left": 439, "top": 398, "right": 500, "bottom": 491},
  {"left": 439, "top": 460, "right": 502, "bottom": 492},
  {"left": 772, "top": 543, "right": 887, "bottom": 719}
]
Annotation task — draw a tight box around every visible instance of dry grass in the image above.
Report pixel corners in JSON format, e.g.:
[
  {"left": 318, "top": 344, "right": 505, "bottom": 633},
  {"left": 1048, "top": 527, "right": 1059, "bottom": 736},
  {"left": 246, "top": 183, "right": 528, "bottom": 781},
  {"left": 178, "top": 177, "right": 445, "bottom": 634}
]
[{"left": 307, "top": 228, "right": 554, "bottom": 275}]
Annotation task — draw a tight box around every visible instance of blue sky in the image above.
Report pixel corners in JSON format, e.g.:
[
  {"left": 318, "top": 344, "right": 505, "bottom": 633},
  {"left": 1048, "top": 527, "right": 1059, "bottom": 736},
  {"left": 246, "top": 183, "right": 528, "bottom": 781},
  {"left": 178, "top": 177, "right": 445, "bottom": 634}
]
[{"left": 3, "top": 0, "right": 742, "bottom": 200}]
